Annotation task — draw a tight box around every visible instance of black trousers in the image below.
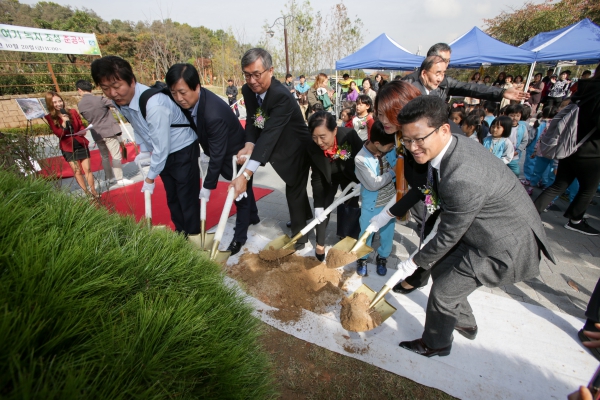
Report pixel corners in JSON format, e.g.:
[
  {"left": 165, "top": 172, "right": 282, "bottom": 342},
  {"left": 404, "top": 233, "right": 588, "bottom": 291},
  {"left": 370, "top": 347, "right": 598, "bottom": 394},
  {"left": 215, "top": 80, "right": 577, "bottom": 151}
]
[
  {"left": 160, "top": 141, "right": 200, "bottom": 235},
  {"left": 228, "top": 98, "right": 240, "bottom": 117},
  {"left": 232, "top": 176, "right": 259, "bottom": 243},
  {"left": 404, "top": 208, "right": 439, "bottom": 288},
  {"left": 285, "top": 166, "right": 313, "bottom": 245},
  {"left": 315, "top": 178, "right": 358, "bottom": 246},
  {"left": 533, "top": 156, "right": 600, "bottom": 220},
  {"left": 586, "top": 278, "right": 600, "bottom": 325}
]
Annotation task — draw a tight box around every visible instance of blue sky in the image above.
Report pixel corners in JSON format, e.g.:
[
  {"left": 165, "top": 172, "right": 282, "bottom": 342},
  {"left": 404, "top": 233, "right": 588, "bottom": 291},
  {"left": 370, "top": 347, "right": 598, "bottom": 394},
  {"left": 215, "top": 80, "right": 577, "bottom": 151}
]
[{"left": 22, "top": 0, "right": 547, "bottom": 53}]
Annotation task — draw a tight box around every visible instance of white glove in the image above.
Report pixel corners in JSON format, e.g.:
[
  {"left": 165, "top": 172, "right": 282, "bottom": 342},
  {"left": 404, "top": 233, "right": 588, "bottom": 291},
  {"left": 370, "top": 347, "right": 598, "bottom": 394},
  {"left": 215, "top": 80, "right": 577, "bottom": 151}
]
[
  {"left": 314, "top": 207, "right": 326, "bottom": 223},
  {"left": 235, "top": 191, "right": 247, "bottom": 202},
  {"left": 135, "top": 151, "right": 151, "bottom": 169},
  {"left": 199, "top": 187, "right": 211, "bottom": 202},
  {"left": 367, "top": 209, "right": 394, "bottom": 232},
  {"left": 141, "top": 181, "right": 155, "bottom": 194},
  {"left": 388, "top": 258, "right": 418, "bottom": 288}
]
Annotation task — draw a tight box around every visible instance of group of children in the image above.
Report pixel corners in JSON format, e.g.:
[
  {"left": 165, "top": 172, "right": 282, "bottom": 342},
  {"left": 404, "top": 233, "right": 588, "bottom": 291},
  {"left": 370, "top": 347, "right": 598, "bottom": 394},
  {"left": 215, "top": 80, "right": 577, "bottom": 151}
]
[{"left": 451, "top": 100, "right": 567, "bottom": 198}]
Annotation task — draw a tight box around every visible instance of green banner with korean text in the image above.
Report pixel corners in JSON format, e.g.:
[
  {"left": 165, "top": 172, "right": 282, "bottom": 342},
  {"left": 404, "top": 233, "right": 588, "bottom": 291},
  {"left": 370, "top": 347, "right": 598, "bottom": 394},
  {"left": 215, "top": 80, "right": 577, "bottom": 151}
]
[{"left": 0, "top": 24, "right": 101, "bottom": 55}]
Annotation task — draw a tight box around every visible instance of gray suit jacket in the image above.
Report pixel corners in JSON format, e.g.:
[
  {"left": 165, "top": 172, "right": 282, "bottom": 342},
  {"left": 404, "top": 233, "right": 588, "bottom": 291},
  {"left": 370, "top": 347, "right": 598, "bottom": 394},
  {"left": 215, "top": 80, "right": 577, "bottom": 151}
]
[
  {"left": 77, "top": 93, "right": 121, "bottom": 139},
  {"left": 413, "top": 134, "right": 554, "bottom": 286}
]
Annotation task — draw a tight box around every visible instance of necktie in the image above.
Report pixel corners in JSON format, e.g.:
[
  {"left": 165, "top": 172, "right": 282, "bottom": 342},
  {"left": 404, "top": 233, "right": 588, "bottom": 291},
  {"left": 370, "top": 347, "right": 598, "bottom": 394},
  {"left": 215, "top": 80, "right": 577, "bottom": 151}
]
[{"left": 256, "top": 94, "right": 263, "bottom": 107}]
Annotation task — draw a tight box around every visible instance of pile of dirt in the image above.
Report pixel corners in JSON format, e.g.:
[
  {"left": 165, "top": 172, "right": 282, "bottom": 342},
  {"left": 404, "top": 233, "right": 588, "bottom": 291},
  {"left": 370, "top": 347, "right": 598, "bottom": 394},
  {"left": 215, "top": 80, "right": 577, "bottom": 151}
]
[
  {"left": 340, "top": 292, "right": 383, "bottom": 332},
  {"left": 258, "top": 247, "right": 296, "bottom": 261},
  {"left": 325, "top": 248, "right": 358, "bottom": 269},
  {"left": 228, "top": 252, "right": 345, "bottom": 323}
]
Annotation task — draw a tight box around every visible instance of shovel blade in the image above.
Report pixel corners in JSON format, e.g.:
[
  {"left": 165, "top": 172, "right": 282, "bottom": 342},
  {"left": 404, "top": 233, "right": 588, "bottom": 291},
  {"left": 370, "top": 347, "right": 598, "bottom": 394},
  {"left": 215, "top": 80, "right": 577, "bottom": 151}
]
[
  {"left": 264, "top": 234, "right": 293, "bottom": 251},
  {"left": 203, "top": 232, "right": 215, "bottom": 251},
  {"left": 331, "top": 236, "right": 373, "bottom": 260},
  {"left": 212, "top": 250, "right": 231, "bottom": 265},
  {"left": 352, "top": 284, "right": 396, "bottom": 323}
]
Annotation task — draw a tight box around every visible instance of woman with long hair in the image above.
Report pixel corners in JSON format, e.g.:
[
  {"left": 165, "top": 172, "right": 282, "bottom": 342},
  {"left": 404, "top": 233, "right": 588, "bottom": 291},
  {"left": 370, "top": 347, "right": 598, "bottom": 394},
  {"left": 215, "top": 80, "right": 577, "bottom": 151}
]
[
  {"left": 44, "top": 91, "right": 98, "bottom": 196},
  {"left": 307, "top": 73, "right": 333, "bottom": 115}
]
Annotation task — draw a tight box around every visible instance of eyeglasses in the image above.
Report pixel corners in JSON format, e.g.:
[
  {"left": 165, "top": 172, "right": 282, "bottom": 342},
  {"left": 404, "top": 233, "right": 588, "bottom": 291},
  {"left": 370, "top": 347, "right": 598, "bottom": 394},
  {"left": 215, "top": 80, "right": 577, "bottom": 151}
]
[
  {"left": 400, "top": 126, "right": 440, "bottom": 147},
  {"left": 243, "top": 69, "right": 269, "bottom": 81}
]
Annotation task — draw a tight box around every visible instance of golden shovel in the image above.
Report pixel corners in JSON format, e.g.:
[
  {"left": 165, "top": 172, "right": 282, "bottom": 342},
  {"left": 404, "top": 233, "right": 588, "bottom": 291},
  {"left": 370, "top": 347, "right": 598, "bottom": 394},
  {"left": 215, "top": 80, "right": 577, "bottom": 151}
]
[
  {"left": 368, "top": 219, "right": 441, "bottom": 312},
  {"left": 260, "top": 183, "right": 361, "bottom": 261},
  {"left": 325, "top": 228, "right": 375, "bottom": 269},
  {"left": 207, "top": 155, "right": 251, "bottom": 264}
]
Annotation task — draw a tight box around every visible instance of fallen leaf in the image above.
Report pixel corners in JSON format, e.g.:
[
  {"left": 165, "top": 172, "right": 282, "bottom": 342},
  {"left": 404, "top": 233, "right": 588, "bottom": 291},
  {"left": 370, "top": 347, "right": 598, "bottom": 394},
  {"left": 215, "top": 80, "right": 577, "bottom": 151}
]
[{"left": 567, "top": 280, "right": 580, "bottom": 292}]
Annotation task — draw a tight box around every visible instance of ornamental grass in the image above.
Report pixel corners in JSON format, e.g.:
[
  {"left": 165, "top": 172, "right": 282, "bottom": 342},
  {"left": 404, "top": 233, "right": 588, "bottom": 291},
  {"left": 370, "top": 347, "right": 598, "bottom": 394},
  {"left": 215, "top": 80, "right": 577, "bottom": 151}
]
[{"left": 0, "top": 170, "right": 276, "bottom": 399}]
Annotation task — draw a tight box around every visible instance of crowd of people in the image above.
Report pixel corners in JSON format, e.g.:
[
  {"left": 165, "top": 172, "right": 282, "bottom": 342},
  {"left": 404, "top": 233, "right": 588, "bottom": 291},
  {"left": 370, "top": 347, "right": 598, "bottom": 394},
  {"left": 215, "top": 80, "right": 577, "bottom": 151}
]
[{"left": 47, "top": 43, "right": 600, "bottom": 369}]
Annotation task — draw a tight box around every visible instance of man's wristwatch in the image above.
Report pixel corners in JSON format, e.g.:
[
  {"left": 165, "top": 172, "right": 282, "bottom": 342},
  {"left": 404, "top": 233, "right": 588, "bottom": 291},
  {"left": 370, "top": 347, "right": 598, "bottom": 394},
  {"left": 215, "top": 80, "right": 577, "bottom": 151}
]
[{"left": 242, "top": 171, "right": 251, "bottom": 181}]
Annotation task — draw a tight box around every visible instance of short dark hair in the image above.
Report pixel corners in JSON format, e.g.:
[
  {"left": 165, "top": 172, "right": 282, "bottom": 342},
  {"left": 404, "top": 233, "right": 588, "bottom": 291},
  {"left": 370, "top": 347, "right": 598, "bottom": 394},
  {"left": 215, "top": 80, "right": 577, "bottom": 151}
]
[
  {"left": 397, "top": 96, "right": 448, "bottom": 129},
  {"left": 484, "top": 101, "right": 496, "bottom": 114},
  {"left": 165, "top": 63, "right": 200, "bottom": 91},
  {"left": 227, "top": 79, "right": 233, "bottom": 82},
  {"left": 534, "top": 72, "right": 542, "bottom": 78},
  {"left": 421, "top": 55, "right": 445, "bottom": 72},
  {"left": 490, "top": 116, "right": 513, "bottom": 138},
  {"left": 299, "top": 75, "right": 305, "bottom": 79},
  {"left": 504, "top": 104, "right": 523, "bottom": 116},
  {"left": 310, "top": 102, "right": 324, "bottom": 113},
  {"left": 362, "top": 77, "right": 373, "bottom": 88},
  {"left": 76, "top": 79, "right": 93, "bottom": 92},
  {"left": 369, "top": 121, "right": 394, "bottom": 146},
  {"left": 427, "top": 43, "right": 451, "bottom": 57},
  {"left": 521, "top": 104, "right": 531, "bottom": 120},
  {"left": 91, "top": 56, "right": 136, "bottom": 86},
  {"left": 308, "top": 110, "right": 336, "bottom": 133},
  {"left": 343, "top": 73, "right": 350, "bottom": 78},
  {"left": 356, "top": 94, "right": 373, "bottom": 113},
  {"left": 285, "top": 73, "right": 292, "bottom": 79},
  {"left": 241, "top": 48, "right": 273, "bottom": 70},
  {"left": 547, "top": 68, "right": 554, "bottom": 73}
]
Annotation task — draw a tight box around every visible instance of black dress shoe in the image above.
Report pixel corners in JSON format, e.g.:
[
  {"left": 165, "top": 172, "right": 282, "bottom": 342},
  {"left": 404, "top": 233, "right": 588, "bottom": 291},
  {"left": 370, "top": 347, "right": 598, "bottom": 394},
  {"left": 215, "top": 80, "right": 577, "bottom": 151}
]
[
  {"left": 392, "top": 281, "right": 421, "bottom": 294},
  {"left": 286, "top": 220, "right": 292, "bottom": 228},
  {"left": 454, "top": 325, "right": 478, "bottom": 340},
  {"left": 399, "top": 338, "right": 451, "bottom": 358},
  {"left": 315, "top": 251, "right": 325, "bottom": 262},
  {"left": 250, "top": 217, "right": 260, "bottom": 225},
  {"left": 227, "top": 241, "right": 244, "bottom": 256}
]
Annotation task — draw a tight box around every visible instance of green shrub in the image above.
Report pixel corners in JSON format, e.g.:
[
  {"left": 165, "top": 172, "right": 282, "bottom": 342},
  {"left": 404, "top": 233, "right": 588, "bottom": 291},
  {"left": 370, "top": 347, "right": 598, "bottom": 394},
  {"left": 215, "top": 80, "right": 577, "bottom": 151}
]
[
  {"left": 1, "top": 124, "right": 52, "bottom": 136},
  {"left": 0, "top": 171, "right": 276, "bottom": 399}
]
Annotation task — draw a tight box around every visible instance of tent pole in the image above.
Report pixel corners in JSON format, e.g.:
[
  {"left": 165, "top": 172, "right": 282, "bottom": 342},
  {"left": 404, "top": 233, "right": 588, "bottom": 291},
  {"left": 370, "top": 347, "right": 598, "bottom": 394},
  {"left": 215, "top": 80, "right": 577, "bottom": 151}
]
[
  {"left": 523, "top": 61, "right": 536, "bottom": 104},
  {"left": 335, "top": 69, "right": 339, "bottom": 117}
]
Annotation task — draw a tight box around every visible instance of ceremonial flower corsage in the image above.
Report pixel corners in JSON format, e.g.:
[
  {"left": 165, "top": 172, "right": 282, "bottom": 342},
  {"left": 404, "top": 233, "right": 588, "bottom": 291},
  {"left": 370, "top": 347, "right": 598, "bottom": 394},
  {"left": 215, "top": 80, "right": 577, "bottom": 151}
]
[
  {"left": 419, "top": 186, "right": 440, "bottom": 214},
  {"left": 331, "top": 142, "right": 352, "bottom": 161},
  {"left": 253, "top": 107, "right": 268, "bottom": 129}
]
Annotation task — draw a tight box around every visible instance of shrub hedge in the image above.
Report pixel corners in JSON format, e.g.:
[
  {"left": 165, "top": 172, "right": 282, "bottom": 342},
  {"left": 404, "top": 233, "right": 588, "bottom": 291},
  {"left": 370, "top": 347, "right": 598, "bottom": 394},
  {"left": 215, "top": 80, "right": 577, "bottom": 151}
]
[{"left": 0, "top": 171, "right": 276, "bottom": 399}]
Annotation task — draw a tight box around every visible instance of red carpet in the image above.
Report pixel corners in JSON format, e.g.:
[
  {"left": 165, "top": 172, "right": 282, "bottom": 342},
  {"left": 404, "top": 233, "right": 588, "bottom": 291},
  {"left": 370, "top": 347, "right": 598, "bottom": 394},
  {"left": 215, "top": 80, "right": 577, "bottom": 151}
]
[
  {"left": 100, "top": 176, "right": 273, "bottom": 230},
  {"left": 39, "top": 143, "right": 138, "bottom": 179}
]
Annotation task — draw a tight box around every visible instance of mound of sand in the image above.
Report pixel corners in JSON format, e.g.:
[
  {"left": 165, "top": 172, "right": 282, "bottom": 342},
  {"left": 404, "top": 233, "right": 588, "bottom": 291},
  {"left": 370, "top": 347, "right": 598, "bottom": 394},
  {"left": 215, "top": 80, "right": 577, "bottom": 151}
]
[
  {"left": 325, "top": 248, "right": 358, "bottom": 269},
  {"left": 228, "top": 253, "right": 346, "bottom": 322},
  {"left": 340, "top": 292, "right": 383, "bottom": 332}
]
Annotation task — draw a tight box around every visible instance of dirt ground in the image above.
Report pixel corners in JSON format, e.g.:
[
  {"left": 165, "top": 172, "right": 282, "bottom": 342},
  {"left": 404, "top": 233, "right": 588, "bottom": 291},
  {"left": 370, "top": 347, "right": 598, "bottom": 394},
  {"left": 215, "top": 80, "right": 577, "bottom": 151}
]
[{"left": 259, "top": 322, "right": 456, "bottom": 400}]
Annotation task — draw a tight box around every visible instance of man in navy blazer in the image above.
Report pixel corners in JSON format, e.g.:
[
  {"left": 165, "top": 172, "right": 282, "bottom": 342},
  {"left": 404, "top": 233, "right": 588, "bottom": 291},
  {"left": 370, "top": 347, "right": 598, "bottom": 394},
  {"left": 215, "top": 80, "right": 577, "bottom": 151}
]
[{"left": 166, "top": 64, "right": 259, "bottom": 254}]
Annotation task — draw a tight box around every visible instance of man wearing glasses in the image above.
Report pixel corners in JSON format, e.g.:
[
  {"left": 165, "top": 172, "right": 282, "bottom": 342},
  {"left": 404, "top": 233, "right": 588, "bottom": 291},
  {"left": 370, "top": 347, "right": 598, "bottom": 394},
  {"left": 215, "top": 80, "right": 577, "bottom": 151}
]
[
  {"left": 367, "top": 96, "right": 553, "bottom": 357},
  {"left": 403, "top": 43, "right": 527, "bottom": 102},
  {"left": 231, "top": 48, "right": 313, "bottom": 250}
]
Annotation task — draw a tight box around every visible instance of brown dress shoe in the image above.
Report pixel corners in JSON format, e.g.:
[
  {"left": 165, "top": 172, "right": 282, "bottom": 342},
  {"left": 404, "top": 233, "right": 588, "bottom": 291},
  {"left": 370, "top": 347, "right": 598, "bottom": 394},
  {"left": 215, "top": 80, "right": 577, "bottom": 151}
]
[
  {"left": 454, "top": 325, "right": 478, "bottom": 340},
  {"left": 399, "top": 338, "right": 451, "bottom": 357}
]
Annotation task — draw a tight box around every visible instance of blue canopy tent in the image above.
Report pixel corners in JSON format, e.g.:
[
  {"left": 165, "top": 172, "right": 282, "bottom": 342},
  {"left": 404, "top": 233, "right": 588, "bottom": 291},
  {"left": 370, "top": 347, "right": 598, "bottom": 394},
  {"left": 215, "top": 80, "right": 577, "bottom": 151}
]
[
  {"left": 335, "top": 33, "right": 424, "bottom": 70},
  {"left": 519, "top": 18, "right": 600, "bottom": 65},
  {"left": 448, "top": 26, "right": 536, "bottom": 68}
]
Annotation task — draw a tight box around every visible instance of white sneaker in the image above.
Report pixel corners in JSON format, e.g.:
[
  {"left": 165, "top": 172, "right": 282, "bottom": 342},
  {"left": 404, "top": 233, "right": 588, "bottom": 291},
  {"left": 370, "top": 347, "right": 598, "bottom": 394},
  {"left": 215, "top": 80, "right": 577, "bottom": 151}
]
[{"left": 116, "top": 178, "right": 135, "bottom": 186}]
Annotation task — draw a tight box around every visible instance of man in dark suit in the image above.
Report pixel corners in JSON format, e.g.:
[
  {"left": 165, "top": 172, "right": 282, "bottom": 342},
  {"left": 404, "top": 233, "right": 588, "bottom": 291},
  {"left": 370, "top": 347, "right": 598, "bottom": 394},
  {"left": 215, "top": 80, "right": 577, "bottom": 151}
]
[
  {"left": 231, "top": 48, "right": 313, "bottom": 250},
  {"left": 166, "top": 63, "right": 259, "bottom": 254},
  {"left": 367, "top": 96, "right": 554, "bottom": 357}
]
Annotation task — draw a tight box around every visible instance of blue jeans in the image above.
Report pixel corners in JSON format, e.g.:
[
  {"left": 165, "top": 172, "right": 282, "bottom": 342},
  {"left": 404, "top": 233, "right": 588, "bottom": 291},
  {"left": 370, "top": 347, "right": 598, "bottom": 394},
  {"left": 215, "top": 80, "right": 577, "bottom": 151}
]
[
  {"left": 523, "top": 147, "right": 537, "bottom": 181},
  {"left": 508, "top": 158, "right": 520, "bottom": 176},
  {"left": 530, "top": 156, "right": 556, "bottom": 188},
  {"left": 358, "top": 204, "right": 395, "bottom": 259}
]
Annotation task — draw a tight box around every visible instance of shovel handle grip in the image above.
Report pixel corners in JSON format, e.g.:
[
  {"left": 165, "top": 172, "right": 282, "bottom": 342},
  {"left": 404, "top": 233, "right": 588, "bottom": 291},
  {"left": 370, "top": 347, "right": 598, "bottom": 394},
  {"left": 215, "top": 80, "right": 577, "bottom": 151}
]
[
  {"left": 144, "top": 191, "right": 152, "bottom": 220},
  {"left": 299, "top": 184, "right": 361, "bottom": 236}
]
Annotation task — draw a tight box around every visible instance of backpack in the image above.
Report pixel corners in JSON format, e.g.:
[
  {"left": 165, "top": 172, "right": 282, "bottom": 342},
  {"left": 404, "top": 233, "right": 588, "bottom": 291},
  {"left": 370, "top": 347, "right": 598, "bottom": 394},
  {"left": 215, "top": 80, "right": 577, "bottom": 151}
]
[
  {"left": 137, "top": 81, "right": 198, "bottom": 131},
  {"left": 538, "top": 102, "right": 596, "bottom": 160}
]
